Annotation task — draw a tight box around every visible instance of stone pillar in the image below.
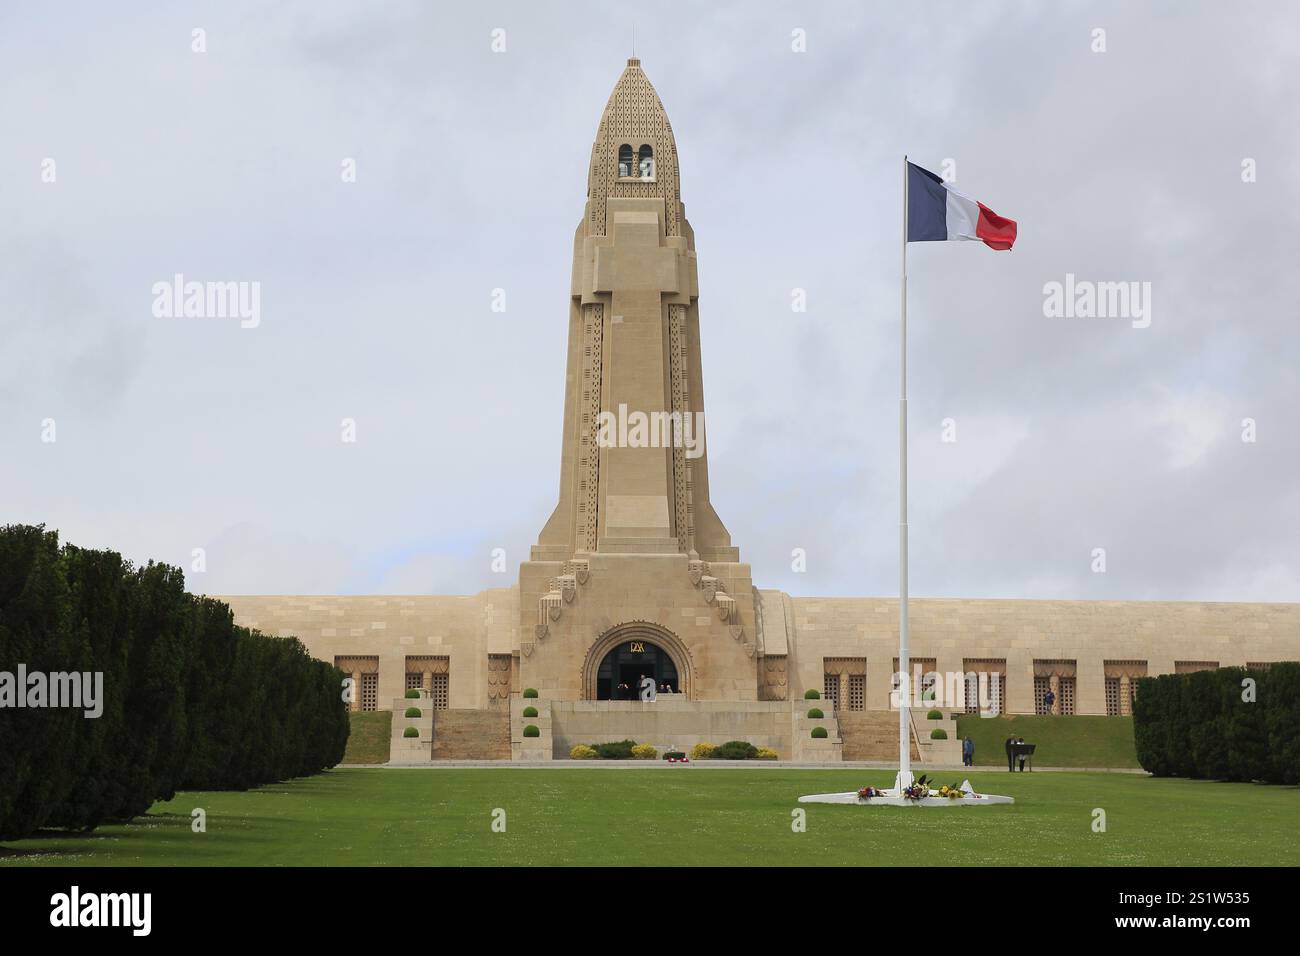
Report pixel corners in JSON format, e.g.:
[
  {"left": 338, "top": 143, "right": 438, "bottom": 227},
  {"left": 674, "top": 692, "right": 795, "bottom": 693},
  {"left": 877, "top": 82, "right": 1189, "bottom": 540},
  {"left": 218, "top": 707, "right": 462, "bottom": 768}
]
[
  {"left": 350, "top": 670, "right": 361, "bottom": 713},
  {"left": 1049, "top": 674, "right": 1061, "bottom": 715},
  {"left": 423, "top": 670, "right": 433, "bottom": 694},
  {"left": 1120, "top": 674, "right": 1131, "bottom": 716},
  {"left": 838, "top": 673, "right": 848, "bottom": 713}
]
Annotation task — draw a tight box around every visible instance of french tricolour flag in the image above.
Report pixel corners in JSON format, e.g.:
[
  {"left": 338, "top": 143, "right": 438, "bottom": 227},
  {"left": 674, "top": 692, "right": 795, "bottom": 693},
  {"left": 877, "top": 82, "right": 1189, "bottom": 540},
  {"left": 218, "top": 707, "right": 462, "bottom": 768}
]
[{"left": 907, "top": 162, "right": 1017, "bottom": 251}]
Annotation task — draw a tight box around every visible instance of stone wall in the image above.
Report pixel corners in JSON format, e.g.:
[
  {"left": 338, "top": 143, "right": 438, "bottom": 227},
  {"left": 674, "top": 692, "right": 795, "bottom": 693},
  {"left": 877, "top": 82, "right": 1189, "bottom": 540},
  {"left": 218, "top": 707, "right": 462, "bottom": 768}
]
[
  {"left": 219, "top": 591, "right": 516, "bottom": 711},
  {"left": 548, "top": 698, "right": 794, "bottom": 757},
  {"left": 786, "top": 597, "right": 1300, "bottom": 715},
  {"left": 219, "top": 591, "right": 1299, "bottom": 721}
]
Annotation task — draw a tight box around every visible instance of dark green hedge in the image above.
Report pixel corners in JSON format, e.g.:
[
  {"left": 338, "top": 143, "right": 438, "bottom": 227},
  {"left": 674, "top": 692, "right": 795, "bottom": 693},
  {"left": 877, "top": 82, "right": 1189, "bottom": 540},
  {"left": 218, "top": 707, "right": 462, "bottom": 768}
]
[
  {"left": 710, "top": 740, "right": 758, "bottom": 760},
  {"left": 588, "top": 739, "right": 636, "bottom": 759},
  {"left": 1133, "top": 663, "right": 1298, "bottom": 784},
  {"left": 0, "top": 525, "right": 350, "bottom": 839}
]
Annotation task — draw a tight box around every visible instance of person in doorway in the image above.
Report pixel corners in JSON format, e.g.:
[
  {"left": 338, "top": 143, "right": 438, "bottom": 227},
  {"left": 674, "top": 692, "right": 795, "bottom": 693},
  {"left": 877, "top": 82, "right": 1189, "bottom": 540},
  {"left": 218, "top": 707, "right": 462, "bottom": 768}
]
[{"left": 1044, "top": 688, "right": 1056, "bottom": 712}]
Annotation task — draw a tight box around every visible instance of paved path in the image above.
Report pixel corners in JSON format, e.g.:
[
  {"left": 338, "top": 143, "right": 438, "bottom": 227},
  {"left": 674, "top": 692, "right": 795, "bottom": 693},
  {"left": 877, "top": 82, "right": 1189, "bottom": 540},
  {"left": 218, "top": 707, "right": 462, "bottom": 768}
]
[{"left": 356, "top": 760, "right": 1146, "bottom": 773}]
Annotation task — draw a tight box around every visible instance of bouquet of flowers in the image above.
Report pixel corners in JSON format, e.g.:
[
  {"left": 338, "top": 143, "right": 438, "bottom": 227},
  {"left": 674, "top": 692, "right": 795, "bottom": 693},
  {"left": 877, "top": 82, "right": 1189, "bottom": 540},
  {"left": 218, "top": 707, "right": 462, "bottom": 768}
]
[
  {"left": 936, "top": 784, "right": 964, "bottom": 800},
  {"left": 857, "top": 786, "right": 886, "bottom": 799},
  {"left": 901, "top": 774, "right": 931, "bottom": 801}
]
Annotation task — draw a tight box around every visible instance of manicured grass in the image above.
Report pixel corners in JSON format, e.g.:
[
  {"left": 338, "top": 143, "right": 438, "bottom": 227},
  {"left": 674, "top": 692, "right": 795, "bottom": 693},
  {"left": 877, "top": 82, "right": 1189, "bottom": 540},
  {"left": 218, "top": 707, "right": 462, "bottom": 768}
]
[
  {"left": 956, "top": 715, "right": 1140, "bottom": 769},
  {"left": 2, "top": 768, "right": 1294, "bottom": 866},
  {"left": 341, "top": 712, "right": 391, "bottom": 765}
]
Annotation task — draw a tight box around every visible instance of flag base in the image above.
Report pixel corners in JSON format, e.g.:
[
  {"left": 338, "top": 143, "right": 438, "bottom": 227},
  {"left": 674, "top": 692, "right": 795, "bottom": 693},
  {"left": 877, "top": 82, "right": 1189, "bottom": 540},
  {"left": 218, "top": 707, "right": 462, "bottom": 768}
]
[
  {"left": 797, "top": 791, "right": 1015, "bottom": 807},
  {"left": 798, "top": 775, "right": 1015, "bottom": 807}
]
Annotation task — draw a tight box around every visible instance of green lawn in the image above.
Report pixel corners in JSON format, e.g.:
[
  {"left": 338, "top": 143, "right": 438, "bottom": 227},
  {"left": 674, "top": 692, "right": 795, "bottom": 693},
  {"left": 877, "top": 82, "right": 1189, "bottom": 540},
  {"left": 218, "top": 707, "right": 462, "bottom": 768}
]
[
  {"left": 342, "top": 711, "right": 392, "bottom": 765},
  {"left": 2, "top": 768, "right": 1294, "bottom": 866},
  {"left": 956, "top": 715, "right": 1140, "bottom": 769}
]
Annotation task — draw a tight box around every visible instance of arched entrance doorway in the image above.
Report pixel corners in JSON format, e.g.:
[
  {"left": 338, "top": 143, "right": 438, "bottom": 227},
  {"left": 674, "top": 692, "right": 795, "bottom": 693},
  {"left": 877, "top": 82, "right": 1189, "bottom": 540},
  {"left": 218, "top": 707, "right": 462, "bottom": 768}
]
[
  {"left": 581, "top": 623, "right": 693, "bottom": 700},
  {"left": 596, "top": 640, "right": 680, "bottom": 700}
]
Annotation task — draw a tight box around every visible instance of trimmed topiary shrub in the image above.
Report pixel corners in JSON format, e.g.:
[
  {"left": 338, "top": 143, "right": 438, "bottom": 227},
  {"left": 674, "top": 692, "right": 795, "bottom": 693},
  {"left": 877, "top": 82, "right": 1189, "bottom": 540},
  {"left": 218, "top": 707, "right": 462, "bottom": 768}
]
[
  {"left": 404, "top": 707, "right": 421, "bottom": 718},
  {"left": 570, "top": 744, "right": 598, "bottom": 760},
  {"left": 690, "top": 742, "right": 716, "bottom": 760},
  {"left": 522, "top": 688, "right": 539, "bottom": 698},
  {"left": 403, "top": 727, "right": 419, "bottom": 738},
  {"left": 930, "top": 728, "right": 948, "bottom": 739},
  {"left": 593, "top": 739, "right": 636, "bottom": 759},
  {"left": 522, "top": 705, "right": 538, "bottom": 718},
  {"left": 711, "top": 740, "right": 759, "bottom": 760},
  {"left": 404, "top": 689, "right": 420, "bottom": 699},
  {"left": 811, "top": 727, "right": 828, "bottom": 739},
  {"left": 807, "top": 707, "right": 824, "bottom": 719},
  {"left": 523, "top": 725, "right": 540, "bottom": 738},
  {"left": 927, "top": 709, "right": 943, "bottom": 720},
  {"left": 663, "top": 751, "right": 686, "bottom": 760},
  {"left": 631, "top": 743, "right": 658, "bottom": 759},
  {"left": 755, "top": 747, "right": 778, "bottom": 760},
  {"left": 804, "top": 689, "right": 821, "bottom": 700}
]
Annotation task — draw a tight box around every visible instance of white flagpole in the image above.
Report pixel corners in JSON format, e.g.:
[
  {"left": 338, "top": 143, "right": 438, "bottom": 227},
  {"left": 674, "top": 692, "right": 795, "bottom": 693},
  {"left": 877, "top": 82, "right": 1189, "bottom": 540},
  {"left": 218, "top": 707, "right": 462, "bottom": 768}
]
[{"left": 897, "top": 154, "right": 912, "bottom": 791}]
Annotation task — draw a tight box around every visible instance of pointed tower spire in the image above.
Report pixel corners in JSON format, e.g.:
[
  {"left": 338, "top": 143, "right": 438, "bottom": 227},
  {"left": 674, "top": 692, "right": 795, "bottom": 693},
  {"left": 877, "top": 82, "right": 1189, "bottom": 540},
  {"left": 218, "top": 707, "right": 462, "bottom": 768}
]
[{"left": 532, "top": 59, "right": 736, "bottom": 563}]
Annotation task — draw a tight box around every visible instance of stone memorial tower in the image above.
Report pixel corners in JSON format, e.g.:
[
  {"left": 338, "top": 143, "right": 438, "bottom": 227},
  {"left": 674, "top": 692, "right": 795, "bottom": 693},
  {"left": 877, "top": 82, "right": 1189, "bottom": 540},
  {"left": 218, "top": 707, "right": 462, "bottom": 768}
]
[{"left": 518, "top": 59, "right": 770, "bottom": 702}]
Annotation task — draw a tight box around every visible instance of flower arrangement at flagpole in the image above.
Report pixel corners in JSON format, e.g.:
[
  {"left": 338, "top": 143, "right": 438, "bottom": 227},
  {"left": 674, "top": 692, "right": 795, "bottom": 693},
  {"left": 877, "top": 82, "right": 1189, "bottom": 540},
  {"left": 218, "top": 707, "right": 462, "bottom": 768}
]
[
  {"left": 897, "top": 773, "right": 930, "bottom": 800},
  {"left": 857, "top": 786, "right": 887, "bottom": 800}
]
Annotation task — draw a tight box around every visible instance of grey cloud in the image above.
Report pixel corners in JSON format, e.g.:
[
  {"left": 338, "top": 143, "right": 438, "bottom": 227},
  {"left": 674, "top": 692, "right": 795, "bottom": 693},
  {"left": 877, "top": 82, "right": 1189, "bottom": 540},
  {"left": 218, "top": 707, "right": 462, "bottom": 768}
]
[{"left": 1, "top": 1, "right": 1296, "bottom": 601}]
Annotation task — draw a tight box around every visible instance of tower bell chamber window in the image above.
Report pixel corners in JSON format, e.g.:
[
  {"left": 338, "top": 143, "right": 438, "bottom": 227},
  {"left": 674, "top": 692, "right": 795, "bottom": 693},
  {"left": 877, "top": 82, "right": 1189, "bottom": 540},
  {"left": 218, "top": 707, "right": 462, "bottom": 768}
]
[
  {"left": 638, "top": 144, "right": 654, "bottom": 178},
  {"left": 616, "top": 143, "right": 654, "bottom": 179}
]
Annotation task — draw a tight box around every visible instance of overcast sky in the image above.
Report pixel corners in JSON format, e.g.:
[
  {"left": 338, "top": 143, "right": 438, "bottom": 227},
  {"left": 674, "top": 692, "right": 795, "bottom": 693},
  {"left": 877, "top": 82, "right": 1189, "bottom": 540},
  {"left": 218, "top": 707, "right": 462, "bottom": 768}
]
[{"left": 3, "top": 1, "right": 1298, "bottom": 602}]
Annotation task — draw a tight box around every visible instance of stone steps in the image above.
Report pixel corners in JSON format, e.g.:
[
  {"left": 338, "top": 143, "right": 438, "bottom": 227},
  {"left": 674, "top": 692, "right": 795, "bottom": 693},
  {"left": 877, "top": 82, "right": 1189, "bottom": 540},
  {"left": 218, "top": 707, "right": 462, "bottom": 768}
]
[
  {"left": 431, "top": 709, "right": 511, "bottom": 760},
  {"left": 837, "top": 711, "right": 921, "bottom": 761}
]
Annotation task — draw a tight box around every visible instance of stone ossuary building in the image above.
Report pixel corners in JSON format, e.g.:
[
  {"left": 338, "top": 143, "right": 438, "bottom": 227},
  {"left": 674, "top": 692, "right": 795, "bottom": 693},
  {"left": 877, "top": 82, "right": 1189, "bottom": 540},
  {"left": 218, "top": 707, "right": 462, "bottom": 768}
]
[{"left": 220, "top": 59, "right": 1299, "bottom": 762}]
